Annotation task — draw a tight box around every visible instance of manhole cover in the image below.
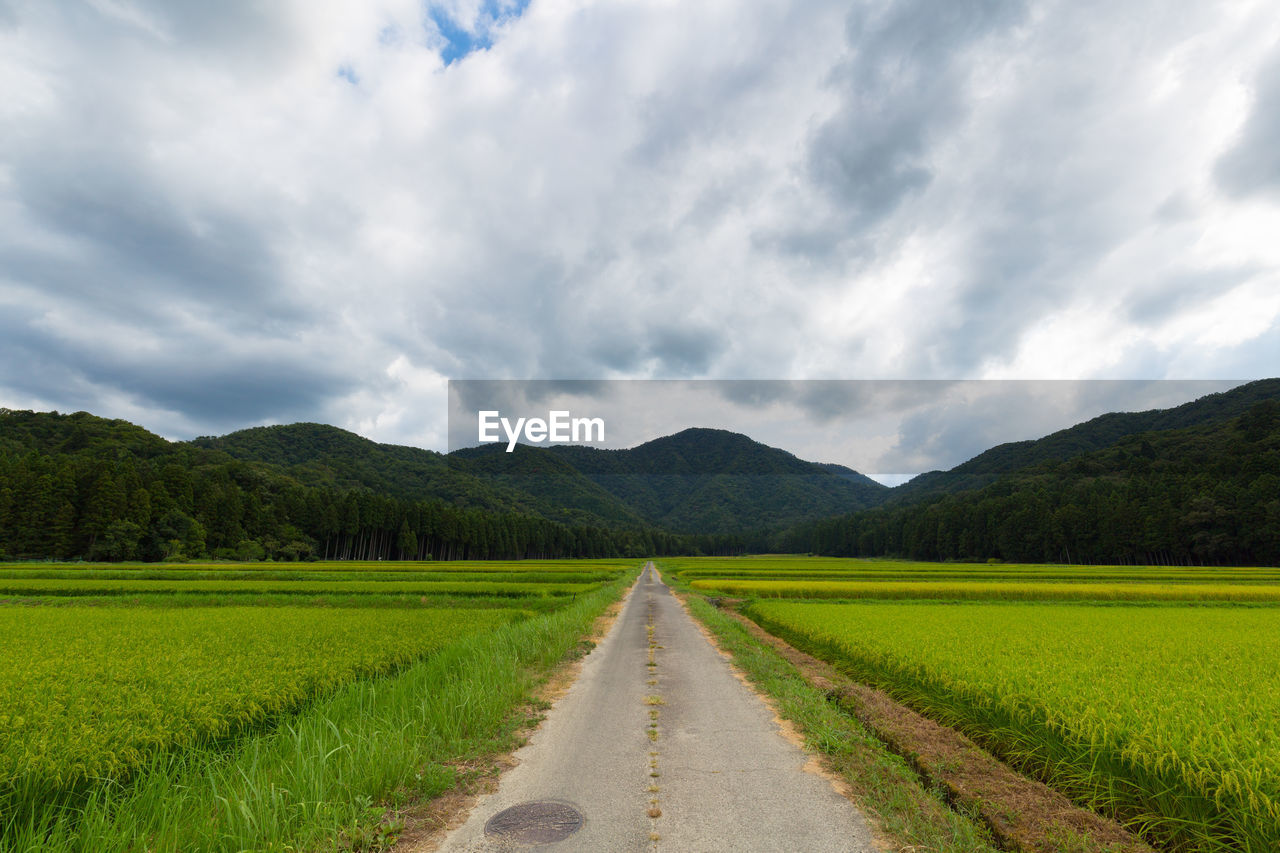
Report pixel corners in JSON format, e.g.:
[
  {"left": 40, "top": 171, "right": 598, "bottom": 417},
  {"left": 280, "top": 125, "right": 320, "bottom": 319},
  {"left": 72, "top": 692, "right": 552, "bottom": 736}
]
[{"left": 484, "top": 801, "right": 584, "bottom": 844}]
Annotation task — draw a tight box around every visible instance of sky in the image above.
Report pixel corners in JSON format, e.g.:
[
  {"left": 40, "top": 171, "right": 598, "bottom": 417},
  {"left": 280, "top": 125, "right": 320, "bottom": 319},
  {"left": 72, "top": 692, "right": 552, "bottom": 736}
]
[{"left": 1, "top": 0, "right": 1278, "bottom": 476}]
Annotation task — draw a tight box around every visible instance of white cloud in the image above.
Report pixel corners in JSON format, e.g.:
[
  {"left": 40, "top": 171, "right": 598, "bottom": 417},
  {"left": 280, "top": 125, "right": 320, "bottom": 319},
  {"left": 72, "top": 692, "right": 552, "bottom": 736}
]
[{"left": 0, "top": 0, "right": 1277, "bottom": 452}]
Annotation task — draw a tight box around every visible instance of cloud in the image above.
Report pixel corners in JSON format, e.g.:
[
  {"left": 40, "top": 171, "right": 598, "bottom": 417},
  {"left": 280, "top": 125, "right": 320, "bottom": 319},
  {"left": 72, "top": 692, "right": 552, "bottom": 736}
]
[
  {"left": 0, "top": 299, "right": 359, "bottom": 432},
  {"left": 892, "top": 2, "right": 1280, "bottom": 378},
  {"left": 807, "top": 0, "right": 1026, "bottom": 227},
  {"left": 1216, "top": 44, "right": 1280, "bottom": 197},
  {"left": 0, "top": 0, "right": 1278, "bottom": 459}
]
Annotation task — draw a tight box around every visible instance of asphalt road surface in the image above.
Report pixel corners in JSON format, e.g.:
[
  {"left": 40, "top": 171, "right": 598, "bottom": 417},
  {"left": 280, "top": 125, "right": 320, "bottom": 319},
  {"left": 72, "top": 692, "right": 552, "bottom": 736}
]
[{"left": 436, "top": 563, "right": 876, "bottom": 852}]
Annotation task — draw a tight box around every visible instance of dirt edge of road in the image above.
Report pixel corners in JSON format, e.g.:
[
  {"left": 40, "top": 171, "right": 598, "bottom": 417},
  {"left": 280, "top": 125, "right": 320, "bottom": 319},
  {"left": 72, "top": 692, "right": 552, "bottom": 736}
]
[
  {"left": 710, "top": 600, "right": 1156, "bottom": 853},
  {"left": 391, "top": 579, "right": 636, "bottom": 853}
]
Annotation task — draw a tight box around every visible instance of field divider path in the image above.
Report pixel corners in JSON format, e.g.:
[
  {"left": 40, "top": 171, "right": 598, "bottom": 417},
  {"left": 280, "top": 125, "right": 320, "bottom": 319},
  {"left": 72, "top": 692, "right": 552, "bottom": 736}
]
[{"left": 435, "top": 563, "right": 875, "bottom": 852}]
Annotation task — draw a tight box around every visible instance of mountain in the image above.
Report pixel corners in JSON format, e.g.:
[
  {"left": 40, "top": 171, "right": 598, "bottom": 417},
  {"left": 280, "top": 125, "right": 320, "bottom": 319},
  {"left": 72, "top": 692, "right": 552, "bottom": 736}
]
[
  {"left": 191, "top": 422, "right": 466, "bottom": 499},
  {"left": 0, "top": 408, "right": 173, "bottom": 460},
  {"left": 888, "top": 379, "right": 1280, "bottom": 505},
  {"left": 190, "top": 423, "right": 642, "bottom": 529},
  {"left": 6, "top": 379, "right": 1275, "bottom": 564},
  {"left": 813, "top": 462, "right": 885, "bottom": 489},
  {"left": 490, "top": 428, "right": 887, "bottom": 536},
  {"left": 794, "top": 397, "right": 1280, "bottom": 566},
  {"left": 443, "top": 442, "right": 651, "bottom": 528},
  {"left": 202, "top": 424, "right": 888, "bottom": 537},
  {"left": 0, "top": 410, "right": 695, "bottom": 562},
  {"left": 0, "top": 412, "right": 887, "bottom": 562}
]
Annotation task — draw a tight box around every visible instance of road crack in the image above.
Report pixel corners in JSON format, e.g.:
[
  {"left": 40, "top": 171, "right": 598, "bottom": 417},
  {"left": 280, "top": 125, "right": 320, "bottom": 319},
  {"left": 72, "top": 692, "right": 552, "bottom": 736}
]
[{"left": 643, "top": 564, "right": 663, "bottom": 849}]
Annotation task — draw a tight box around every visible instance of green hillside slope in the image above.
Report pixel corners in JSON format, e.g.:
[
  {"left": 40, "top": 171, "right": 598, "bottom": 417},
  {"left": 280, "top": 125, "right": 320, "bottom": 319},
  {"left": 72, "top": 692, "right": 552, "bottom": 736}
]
[{"left": 794, "top": 399, "right": 1280, "bottom": 565}]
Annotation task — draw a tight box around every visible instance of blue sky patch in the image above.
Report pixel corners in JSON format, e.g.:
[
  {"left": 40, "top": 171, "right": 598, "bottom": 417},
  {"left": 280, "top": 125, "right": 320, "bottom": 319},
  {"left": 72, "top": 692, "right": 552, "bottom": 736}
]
[{"left": 428, "top": 0, "right": 531, "bottom": 66}]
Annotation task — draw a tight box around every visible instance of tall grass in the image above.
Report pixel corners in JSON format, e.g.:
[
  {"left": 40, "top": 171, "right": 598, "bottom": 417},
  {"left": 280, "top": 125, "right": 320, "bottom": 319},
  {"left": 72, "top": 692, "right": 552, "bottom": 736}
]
[{"left": 0, "top": 607, "right": 518, "bottom": 804}]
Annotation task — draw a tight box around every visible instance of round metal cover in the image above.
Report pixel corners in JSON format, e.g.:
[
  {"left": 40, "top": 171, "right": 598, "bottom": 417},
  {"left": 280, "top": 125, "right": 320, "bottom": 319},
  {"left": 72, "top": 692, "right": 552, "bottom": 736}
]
[{"left": 484, "top": 800, "right": 584, "bottom": 844}]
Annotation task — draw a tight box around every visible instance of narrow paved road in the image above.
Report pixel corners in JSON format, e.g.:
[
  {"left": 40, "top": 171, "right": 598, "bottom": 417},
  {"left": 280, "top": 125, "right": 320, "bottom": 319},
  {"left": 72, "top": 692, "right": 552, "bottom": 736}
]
[{"left": 437, "top": 563, "right": 875, "bottom": 852}]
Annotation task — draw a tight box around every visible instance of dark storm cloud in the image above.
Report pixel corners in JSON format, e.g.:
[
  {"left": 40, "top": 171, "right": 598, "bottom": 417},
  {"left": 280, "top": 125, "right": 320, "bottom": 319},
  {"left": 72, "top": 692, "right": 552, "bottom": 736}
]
[
  {"left": 645, "top": 326, "right": 724, "bottom": 375},
  {"left": 791, "top": 381, "right": 966, "bottom": 423},
  {"left": 89, "top": 358, "right": 355, "bottom": 428},
  {"left": 1124, "top": 267, "right": 1262, "bottom": 325},
  {"left": 0, "top": 1, "right": 336, "bottom": 437},
  {"left": 711, "top": 381, "right": 965, "bottom": 424},
  {"left": 713, "top": 380, "right": 800, "bottom": 410},
  {"left": 586, "top": 334, "right": 645, "bottom": 374},
  {"left": 0, "top": 309, "right": 93, "bottom": 406},
  {"left": 0, "top": 309, "right": 356, "bottom": 429},
  {"left": 806, "top": 0, "right": 1026, "bottom": 227},
  {"left": 0, "top": 91, "right": 329, "bottom": 431},
  {"left": 1216, "top": 46, "right": 1280, "bottom": 197},
  {"left": 9, "top": 157, "right": 287, "bottom": 317}
]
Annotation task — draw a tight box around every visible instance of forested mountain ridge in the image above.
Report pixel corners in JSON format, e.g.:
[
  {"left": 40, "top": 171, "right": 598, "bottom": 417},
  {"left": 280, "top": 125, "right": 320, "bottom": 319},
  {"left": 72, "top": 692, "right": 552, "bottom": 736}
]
[
  {"left": 444, "top": 443, "right": 652, "bottom": 528},
  {"left": 0, "top": 413, "right": 888, "bottom": 561},
  {"left": 890, "top": 378, "right": 1280, "bottom": 505},
  {"left": 191, "top": 422, "right": 645, "bottom": 529},
  {"left": 199, "top": 424, "right": 889, "bottom": 539},
  {"left": 790, "top": 399, "right": 1280, "bottom": 565},
  {"left": 0, "top": 410, "right": 699, "bottom": 562},
  {"left": 813, "top": 462, "right": 884, "bottom": 488},
  {"left": 484, "top": 428, "right": 889, "bottom": 538},
  {"left": 4, "top": 380, "right": 1278, "bottom": 563},
  {"left": 0, "top": 409, "right": 172, "bottom": 460}
]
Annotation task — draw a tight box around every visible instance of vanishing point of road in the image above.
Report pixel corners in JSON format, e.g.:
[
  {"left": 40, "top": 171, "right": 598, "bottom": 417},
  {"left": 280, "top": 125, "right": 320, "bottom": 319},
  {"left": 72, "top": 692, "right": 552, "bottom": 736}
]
[{"left": 437, "top": 562, "right": 876, "bottom": 852}]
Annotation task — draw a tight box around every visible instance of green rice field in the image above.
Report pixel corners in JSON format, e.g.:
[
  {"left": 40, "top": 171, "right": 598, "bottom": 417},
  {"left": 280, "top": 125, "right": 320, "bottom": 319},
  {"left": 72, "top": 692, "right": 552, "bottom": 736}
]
[
  {"left": 689, "top": 577, "right": 1280, "bottom": 601},
  {"left": 0, "top": 576, "right": 602, "bottom": 597},
  {"left": 0, "top": 607, "right": 518, "bottom": 793},
  {"left": 0, "top": 558, "right": 641, "bottom": 851}
]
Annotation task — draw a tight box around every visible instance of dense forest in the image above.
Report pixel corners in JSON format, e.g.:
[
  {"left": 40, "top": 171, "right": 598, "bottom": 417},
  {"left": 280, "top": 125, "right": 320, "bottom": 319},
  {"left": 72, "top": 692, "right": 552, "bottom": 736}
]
[
  {"left": 0, "top": 410, "right": 724, "bottom": 562},
  {"left": 785, "top": 400, "right": 1280, "bottom": 566}
]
